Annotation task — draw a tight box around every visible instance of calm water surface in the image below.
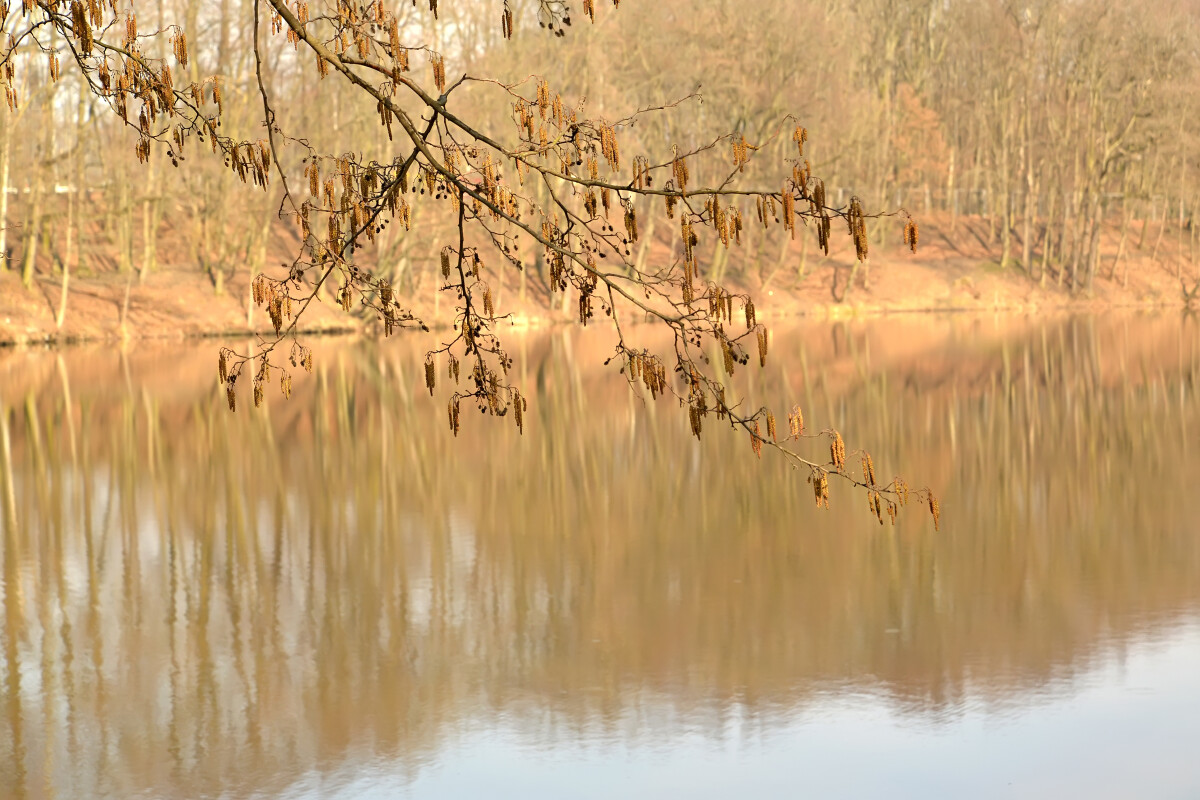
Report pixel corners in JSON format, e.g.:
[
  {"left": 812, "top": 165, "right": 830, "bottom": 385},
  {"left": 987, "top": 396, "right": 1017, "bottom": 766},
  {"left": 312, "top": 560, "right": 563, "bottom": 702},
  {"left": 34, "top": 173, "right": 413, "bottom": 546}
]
[{"left": 1, "top": 314, "right": 1199, "bottom": 799}]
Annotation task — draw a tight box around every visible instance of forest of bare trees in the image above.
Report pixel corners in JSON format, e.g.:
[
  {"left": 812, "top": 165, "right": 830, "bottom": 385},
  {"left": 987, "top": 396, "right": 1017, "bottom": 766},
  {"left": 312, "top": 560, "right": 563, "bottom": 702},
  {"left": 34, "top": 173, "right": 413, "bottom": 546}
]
[
  {"left": 3, "top": 0, "right": 1200, "bottom": 530},
  {"left": 2, "top": 0, "right": 1197, "bottom": 306}
]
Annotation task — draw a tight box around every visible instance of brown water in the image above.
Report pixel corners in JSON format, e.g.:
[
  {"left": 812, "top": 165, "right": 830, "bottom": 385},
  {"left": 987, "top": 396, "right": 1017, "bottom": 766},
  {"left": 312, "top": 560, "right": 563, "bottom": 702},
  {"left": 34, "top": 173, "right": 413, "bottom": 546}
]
[{"left": 2, "top": 314, "right": 1199, "bottom": 799}]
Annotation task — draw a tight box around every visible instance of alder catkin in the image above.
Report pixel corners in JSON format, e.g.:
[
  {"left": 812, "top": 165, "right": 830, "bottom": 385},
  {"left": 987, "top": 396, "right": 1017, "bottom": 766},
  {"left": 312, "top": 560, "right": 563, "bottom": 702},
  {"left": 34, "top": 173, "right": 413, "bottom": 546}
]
[
  {"left": 861, "top": 453, "right": 876, "bottom": 486},
  {"left": 812, "top": 469, "right": 830, "bottom": 508},
  {"left": 904, "top": 219, "right": 919, "bottom": 253},
  {"left": 424, "top": 356, "right": 436, "bottom": 395},
  {"left": 430, "top": 52, "right": 445, "bottom": 92},
  {"left": 722, "top": 340, "right": 735, "bottom": 376},
  {"left": 788, "top": 405, "right": 804, "bottom": 438},
  {"left": 793, "top": 124, "right": 807, "bottom": 156},
  {"left": 831, "top": 431, "right": 846, "bottom": 471}
]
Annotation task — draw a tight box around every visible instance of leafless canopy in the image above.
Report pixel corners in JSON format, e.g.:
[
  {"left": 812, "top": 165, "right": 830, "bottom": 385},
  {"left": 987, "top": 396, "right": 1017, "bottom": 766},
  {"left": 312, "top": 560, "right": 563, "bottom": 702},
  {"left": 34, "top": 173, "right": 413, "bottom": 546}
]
[{"left": 2, "top": 0, "right": 935, "bottom": 527}]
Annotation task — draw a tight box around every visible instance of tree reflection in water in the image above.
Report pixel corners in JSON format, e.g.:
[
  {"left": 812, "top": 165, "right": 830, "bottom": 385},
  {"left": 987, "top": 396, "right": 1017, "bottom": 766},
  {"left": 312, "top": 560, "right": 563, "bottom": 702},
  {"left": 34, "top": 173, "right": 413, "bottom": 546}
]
[{"left": 1, "top": 314, "right": 1198, "bottom": 799}]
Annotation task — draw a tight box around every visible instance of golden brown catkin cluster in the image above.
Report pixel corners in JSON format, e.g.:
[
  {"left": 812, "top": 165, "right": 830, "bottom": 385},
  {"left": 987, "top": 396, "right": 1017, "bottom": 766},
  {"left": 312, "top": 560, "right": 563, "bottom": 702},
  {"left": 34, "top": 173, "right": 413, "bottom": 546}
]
[
  {"left": 830, "top": 431, "right": 846, "bottom": 471},
  {"left": 788, "top": 406, "right": 805, "bottom": 438},
  {"left": 847, "top": 197, "right": 868, "bottom": 261},
  {"left": 904, "top": 218, "right": 919, "bottom": 253}
]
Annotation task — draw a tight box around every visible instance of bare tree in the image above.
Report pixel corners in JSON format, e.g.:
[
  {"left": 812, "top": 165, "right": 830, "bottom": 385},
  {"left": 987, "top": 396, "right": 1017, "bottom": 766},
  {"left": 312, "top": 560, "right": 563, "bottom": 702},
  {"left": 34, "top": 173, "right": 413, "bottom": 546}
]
[{"left": 2, "top": 0, "right": 936, "bottom": 526}]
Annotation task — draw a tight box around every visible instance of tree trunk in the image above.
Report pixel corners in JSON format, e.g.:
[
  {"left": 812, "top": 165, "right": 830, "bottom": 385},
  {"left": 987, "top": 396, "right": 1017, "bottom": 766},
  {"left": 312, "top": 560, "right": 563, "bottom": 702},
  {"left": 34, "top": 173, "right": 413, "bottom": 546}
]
[
  {"left": 1190, "top": 196, "right": 1197, "bottom": 267},
  {"left": 1038, "top": 188, "right": 1056, "bottom": 287},
  {"left": 1057, "top": 190, "right": 1071, "bottom": 288},
  {"left": 1136, "top": 197, "right": 1151, "bottom": 250},
  {"left": 1083, "top": 198, "right": 1102, "bottom": 294},
  {"left": 57, "top": 179, "right": 74, "bottom": 330},
  {"left": 1021, "top": 179, "right": 1036, "bottom": 275},
  {"left": 56, "top": 254, "right": 70, "bottom": 330},
  {"left": 759, "top": 230, "right": 791, "bottom": 292},
  {"left": 947, "top": 146, "right": 957, "bottom": 235},
  {"left": 633, "top": 213, "right": 657, "bottom": 275},
  {"left": 139, "top": 196, "right": 158, "bottom": 284},
  {"left": 119, "top": 269, "right": 135, "bottom": 335},
  {"left": 1151, "top": 201, "right": 1169, "bottom": 265},
  {"left": 709, "top": 238, "right": 730, "bottom": 285},
  {"left": 796, "top": 229, "right": 809, "bottom": 285},
  {"left": 20, "top": 177, "right": 43, "bottom": 289},
  {"left": 0, "top": 113, "right": 10, "bottom": 272},
  {"left": 1110, "top": 199, "right": 1131, "bottom": 283}
]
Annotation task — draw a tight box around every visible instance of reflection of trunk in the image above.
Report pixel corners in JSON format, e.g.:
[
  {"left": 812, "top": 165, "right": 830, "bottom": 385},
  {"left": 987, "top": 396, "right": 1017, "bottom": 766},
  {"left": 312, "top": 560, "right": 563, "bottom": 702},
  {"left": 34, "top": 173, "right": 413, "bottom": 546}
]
[
  {"left": 0, "top": 398, "right": 17, "bottom": 537},
  {"left": 1, "top": 395, "right": 24, "bottom": 800}
]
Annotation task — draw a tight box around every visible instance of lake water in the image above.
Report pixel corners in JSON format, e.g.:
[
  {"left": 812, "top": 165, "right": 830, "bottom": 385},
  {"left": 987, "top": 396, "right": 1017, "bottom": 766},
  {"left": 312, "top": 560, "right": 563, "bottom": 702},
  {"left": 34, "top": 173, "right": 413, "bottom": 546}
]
[{"left": 1, "top": 314, "right": 1199, "bottom": 799}]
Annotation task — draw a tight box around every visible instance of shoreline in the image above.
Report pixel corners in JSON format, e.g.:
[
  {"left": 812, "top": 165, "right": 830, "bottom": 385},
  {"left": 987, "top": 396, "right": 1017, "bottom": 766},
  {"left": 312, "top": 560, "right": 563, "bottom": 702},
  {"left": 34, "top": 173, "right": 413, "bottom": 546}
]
[
  {"left": 2, "top": 216, "right": 1194, "bottom": 346},
  {"left": 0, "top": 291, "right": 1186, "bottom": 348}
]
